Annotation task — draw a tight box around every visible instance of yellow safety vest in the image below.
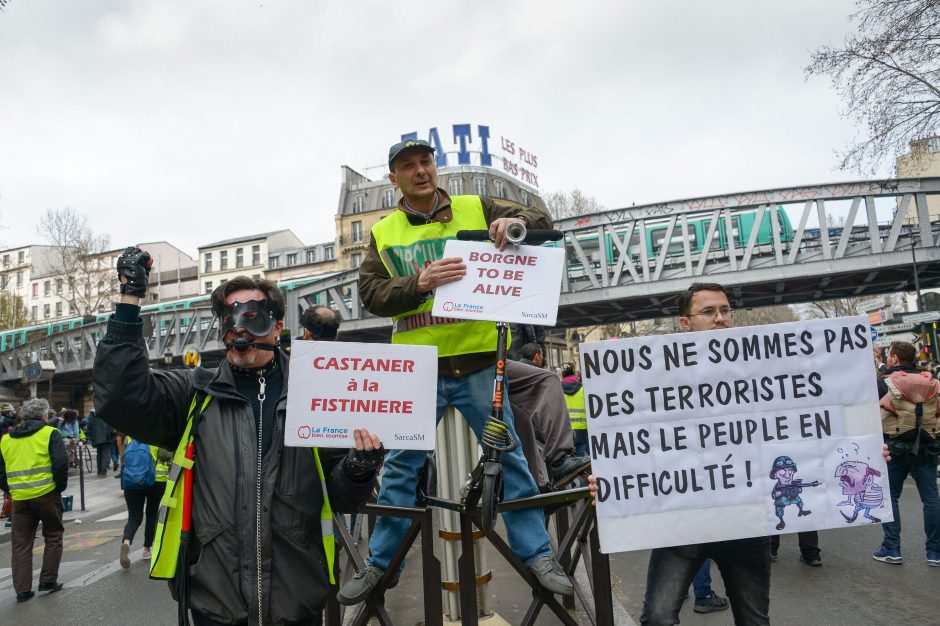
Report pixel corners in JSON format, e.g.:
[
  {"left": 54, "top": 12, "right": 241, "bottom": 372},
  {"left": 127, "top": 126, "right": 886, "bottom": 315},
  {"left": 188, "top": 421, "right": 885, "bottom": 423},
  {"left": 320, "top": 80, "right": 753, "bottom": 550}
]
[
  {"left": 371, "top": 195, "right": 499, "bottom": 357},
  {"left": 149, "top": 394, "right": 336, "bottom": 584},
  {"left": 1, "top": 425, "right": 57, "bottom": 501},
  {"left": 150, "top": 446, "right": 169, "bottom": 483},
  {"left": 564, "top": 388, "right": 587, "bottom": 431}
]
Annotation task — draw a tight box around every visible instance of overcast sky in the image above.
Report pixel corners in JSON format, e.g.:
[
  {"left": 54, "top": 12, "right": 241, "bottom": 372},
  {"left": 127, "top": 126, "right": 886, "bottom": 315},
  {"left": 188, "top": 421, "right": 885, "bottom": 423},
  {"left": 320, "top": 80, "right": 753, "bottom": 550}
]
[{"left": 0, "top": 1, "right": 870, "bottom": 260}]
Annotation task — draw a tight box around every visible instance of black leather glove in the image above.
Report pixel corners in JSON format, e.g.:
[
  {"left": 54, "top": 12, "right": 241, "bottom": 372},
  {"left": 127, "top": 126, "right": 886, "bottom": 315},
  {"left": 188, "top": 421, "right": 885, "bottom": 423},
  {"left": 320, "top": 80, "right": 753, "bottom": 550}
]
[
  {"left": 117, "top": 247, "right": 153, "bottom": 297},
  {"left": 345, "top": 444, "right": 388, "bottom": 479}
]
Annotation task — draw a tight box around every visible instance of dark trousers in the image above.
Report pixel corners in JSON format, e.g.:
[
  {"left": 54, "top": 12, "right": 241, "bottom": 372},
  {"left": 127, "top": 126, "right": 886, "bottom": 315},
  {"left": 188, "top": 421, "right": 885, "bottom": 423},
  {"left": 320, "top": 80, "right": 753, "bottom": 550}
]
[
  {"left": 770, "top": 531, "right": 820, "bottom": 558},
  {"left": 641, "top": 537, "right": 771, "bottom": 626},
  {"left": 11, "top": 490, "right": 65, "bottom": 593},
  {"left": 123, "top": 483, "right": 164, "bottom": 547},
  {"left": 506, "top": 360, "right": 576, "bottom": 489},
  {"left": 882, "top": 453, "right": 940, "bottom": 552},
  {"left": 95, "top": 443, "right": 110, "bottom": 475}
]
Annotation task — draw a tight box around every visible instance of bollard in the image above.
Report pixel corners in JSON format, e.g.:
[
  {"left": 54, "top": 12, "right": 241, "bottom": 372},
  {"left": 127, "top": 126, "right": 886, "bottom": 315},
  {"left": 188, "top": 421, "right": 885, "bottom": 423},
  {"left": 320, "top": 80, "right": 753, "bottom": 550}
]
[
  {"left": 79, "top": 442, "right": 87, "bottom": 511},
  {"left": 437, "top": 407, "right": 489, "bottom": 621}
]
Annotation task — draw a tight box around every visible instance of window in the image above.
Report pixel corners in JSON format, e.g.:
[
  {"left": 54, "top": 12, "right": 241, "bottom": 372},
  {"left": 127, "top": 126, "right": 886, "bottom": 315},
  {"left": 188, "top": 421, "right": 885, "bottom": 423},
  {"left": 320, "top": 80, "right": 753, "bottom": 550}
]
[
  {"left": 351, "top": 221, "right": 363, "bottom": 243},
  {"left": 352, "top": 194, "right": 364, "bottom": 214},
  {"left": 324, "top": 246, "right": 335, "bottom": 260},
  {"left": 2, "top": 254, "right": 8, "bottom": 268},
  {"left": 252, "top": 245, "right": 261, "bottom": 265},
  {"left": 17, "top": 272, "right": 22, "bottom": 287},
  {"left": 55, "top": 302, "right": 62, "bottom": 317},
  {"left": 269, "top": 255, "right": 280, "bottom": 269},
  {"left": 32, "top": 283, "right": 38, "bottom": 298},
  {"left": 287, "top": 253, "right": 297, "bottom": 266},
  {"left": 382, "top": 189, "right": 395, "bottom": 208},
  {"left": 219, "top": 250, "right": 228, "bottom": 271},
  {"left": 520, "top": 190, "right": 529, "bottom": 207},
  {"left": 31, "top": 306, "right": 37, "bottom": 319},
  {"left": 55, "top": 279, "right": 63, "bottom": 295},
  {"left": 474, "top": 178, "right": 486, "bottom": 196},
  {"left": 44, "top": 281, "right": 51, "bottom": 296},
  {"left": 494, "top": 179, "right": 506, "bottom": 199},
  {"left": 205, "top": 281, "right": 213, "bottom": 294},
  {"left": 351, "top": 253, "right": 362, "bottom": 268},
  {"left": 18, "top": 250, "right": 24, "bottom": 264},
  {"left": 306, "top": 249, "right": 316, "bottom": 264},
  {"left": 236, "top": 248, "right": 244, "bottom": 268},
  {"left": 43, "top": 304, "right": 50, "bottom": 318},
  {"left": 449, "top": 177, "right": 463, "bottom": 196},
  {"left": 204, "top": 253, "right": 213, "bottom": 273}
]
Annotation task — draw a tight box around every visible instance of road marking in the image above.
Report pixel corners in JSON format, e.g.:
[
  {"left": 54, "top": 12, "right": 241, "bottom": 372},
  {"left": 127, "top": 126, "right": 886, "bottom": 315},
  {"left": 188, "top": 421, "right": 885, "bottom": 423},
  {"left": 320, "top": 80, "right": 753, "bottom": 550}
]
[
  {"left": 32, "top": 529, "right": 123, "bottom": 554},
  {"left": 97, "top": 511, "right": 129, "bottom": 522}
]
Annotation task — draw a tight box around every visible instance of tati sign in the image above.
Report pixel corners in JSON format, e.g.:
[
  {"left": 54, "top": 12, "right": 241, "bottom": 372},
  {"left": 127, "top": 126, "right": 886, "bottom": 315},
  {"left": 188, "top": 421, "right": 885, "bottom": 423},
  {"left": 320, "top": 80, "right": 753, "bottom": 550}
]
[
  {"left": 285, "top": 341, "right": 437, "bottom": 450},
  {"left": 431, "top": 239, "right": 564, "bottom": 325},
  {"left": 582, "top": 316, "right": 890, "bottom": 553}
]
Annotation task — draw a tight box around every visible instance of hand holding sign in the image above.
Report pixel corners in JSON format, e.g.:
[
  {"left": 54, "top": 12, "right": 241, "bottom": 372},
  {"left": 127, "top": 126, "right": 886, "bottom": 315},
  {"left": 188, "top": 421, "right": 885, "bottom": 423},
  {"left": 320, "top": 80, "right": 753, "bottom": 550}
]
[{"left": 417, "top": 257, "right": 466, "bottom": 294}]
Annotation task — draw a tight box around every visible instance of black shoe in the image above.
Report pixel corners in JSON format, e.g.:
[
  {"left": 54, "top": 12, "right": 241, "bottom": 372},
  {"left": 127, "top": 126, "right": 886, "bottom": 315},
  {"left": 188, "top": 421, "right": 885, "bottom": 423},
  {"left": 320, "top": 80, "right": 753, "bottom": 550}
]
[
  {"left": 800, "top": 554, "right": 822, "bottom": 567},
  {"left": 548, "top": 454, "right": 591, "bottom": 484},
  {"left": 38, "top": 581, "right": 63, "bottom": 593},
  {"left": 771, "top": 550, "right": 778, "bottom": 562},
  {"left": 16, "top": 591, "right": 34, "bottom": 603},
  {"left": 694, "top": 592, "right": 730, "bottom": 613},
  {"left": 336, "top": 565, "right": 400, "bottom": 605}
]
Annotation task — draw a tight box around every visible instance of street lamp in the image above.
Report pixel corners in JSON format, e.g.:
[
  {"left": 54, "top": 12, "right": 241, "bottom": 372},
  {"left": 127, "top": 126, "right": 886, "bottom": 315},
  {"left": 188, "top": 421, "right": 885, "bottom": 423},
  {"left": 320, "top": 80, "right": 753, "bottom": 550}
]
[{"left": 163, "top": 351, "right": 174, "bottom": 368}]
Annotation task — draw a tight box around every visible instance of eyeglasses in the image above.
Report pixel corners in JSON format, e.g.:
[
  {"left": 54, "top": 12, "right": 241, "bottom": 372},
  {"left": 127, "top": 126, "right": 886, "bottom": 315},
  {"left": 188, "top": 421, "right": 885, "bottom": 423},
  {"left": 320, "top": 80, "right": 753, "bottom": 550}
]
[{"left": 689, "top": 307, "right": 734, "bottom": 320}]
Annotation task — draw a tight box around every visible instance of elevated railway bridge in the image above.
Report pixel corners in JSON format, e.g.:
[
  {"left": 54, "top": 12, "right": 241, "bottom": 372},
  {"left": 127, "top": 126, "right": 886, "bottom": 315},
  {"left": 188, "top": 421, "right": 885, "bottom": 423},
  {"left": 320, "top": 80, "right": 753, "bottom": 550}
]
[{"left": 4, "top": 177, "right": 940, "bottom": 398}]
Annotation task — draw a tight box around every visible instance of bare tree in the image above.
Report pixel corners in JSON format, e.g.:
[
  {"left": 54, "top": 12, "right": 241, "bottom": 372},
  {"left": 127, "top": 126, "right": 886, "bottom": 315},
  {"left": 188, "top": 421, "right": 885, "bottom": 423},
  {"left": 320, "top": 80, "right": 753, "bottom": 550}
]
[
  {"left": 806, "top": 0, "right": 940, "bottom": 173},
  {"left": 37, "top": 208, "right": 117, "bottom": 317},
  {"left": 0, "top": 292, "right": 28, "bottom": 330},
  {"left": 796, "top": 293, "right": 907, "bottom": 320},
  {"left": 545, "top": 188, "right": 605, "bottom": 220},
  {"left": 735, "top": 305, "right": 799, "bottom": 327}
]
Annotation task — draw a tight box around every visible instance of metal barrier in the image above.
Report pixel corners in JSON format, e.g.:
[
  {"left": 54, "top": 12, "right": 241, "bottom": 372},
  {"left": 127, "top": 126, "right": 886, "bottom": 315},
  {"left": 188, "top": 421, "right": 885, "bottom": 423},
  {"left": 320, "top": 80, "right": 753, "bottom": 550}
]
[{"left": 330, "top": 485, "right": 612, "bottom": 625}]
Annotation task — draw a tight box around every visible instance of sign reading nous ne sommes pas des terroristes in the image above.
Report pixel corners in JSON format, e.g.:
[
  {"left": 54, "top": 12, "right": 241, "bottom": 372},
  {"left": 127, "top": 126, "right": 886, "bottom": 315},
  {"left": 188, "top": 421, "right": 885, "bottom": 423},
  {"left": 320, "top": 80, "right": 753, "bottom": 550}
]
[{"left": 581, "top": 316, "right": 890, "bottom": 554}]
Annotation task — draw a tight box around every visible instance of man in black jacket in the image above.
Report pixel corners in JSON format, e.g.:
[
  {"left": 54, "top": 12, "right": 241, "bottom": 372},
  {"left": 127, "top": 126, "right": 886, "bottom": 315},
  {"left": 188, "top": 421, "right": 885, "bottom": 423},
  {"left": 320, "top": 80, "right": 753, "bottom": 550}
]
[{"left": 93, "top": 248, "right": 386, "bottom": 626}]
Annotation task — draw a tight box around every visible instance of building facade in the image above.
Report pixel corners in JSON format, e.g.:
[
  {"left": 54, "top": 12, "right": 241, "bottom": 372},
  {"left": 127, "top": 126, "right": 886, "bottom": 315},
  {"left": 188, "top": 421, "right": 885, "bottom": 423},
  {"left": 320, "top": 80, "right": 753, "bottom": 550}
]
[
  {"left": 197, "top": 230, "right": 304, "bottom": 294},
  {"left": 897, "top": 136, "right": 940, "bottom": 219}
]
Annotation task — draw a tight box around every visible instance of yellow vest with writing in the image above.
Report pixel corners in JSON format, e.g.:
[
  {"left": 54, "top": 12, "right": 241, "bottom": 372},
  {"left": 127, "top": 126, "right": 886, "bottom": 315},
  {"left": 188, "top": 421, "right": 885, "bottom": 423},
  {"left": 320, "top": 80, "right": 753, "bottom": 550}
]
[
  {"left": 564, "top": 388, "right": 587, "bottom": 431},
  {"left": 1, "top": 425, "right": 56, "bottom": 501},
  {"left": 370, "top": 195, "right": 498, "bottom": 357},
  {"left": 150, "top": 446, "right": 169, "bottom": 483},
  {"left": 149, "top": 395, "right": 336, "bottom": 584}
]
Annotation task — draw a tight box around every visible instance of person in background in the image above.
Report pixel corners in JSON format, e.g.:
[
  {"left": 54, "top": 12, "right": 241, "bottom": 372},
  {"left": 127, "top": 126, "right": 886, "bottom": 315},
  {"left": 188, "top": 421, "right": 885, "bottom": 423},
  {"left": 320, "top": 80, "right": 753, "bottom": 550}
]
[
  {"left": 119, "top": 437, "right": 172, "bottom": 569},
  {"left": 0, "top": 397, "right": 67, "bottom": 602},
  {"left": 59, "top": 409, "right": 81, "bottom": 440},
  {"left": 561, "top": 363, "right": 588, "bottom": 456},
  {"left": 86, "top": 408, "right": 113, "bottom": 477},
  {"left": 301, "top": 304, "right": 341, "bottom": 341}
]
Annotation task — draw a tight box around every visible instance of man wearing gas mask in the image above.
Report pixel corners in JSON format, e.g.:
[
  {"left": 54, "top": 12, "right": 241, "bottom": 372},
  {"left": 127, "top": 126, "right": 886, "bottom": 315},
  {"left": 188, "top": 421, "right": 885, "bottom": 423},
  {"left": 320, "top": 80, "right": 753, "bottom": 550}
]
[{"left": 92, "top": 247, "right": 385, "bottom": 626}]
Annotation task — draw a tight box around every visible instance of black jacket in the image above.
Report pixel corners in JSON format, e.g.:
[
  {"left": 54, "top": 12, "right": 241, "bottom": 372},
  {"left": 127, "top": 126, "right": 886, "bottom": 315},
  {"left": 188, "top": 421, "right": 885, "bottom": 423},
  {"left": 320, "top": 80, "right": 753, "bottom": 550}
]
[
  {"left": 92, "top": 315, "right": 375, "bottom": 624},
  {"left": 0, "top": 419, "right": 69, "bottom": 494}
]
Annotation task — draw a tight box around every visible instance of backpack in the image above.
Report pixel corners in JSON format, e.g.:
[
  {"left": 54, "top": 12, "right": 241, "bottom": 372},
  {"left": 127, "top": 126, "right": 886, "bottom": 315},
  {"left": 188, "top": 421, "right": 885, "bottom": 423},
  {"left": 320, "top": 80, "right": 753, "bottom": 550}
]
[{"left": 122, "top": 439, "right": 156, "bottom": 489}]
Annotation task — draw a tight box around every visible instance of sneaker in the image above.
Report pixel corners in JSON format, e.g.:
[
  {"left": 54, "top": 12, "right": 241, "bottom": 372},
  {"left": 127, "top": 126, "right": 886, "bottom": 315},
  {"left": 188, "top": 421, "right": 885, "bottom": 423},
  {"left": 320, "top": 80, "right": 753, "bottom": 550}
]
[
  {"left": 528, "top": 554, "right": 574, "bottom": 596},
  {"left": 120, "top": 542, "right": 131, "bottom": 569},
  {"left": 872, "top": 546, "right": 903, "bottom": 564},
  {"left": 336, "top": 565, "right": 400, "bottom": 605},
  {"left": 37, "top": 581, "right": 63, "bottom": 593},
  {"left": 548, "top": 454, "right": 591, "bottom": 484},
  {"left": 800, "top": 554, "right": 823, "bottom": 567},
  {"left": 694, "top": 592, "right": 730, "bottom": 613},
  {"left": 16, "top": 591, "right": 34, "bottom": 603},
  {"left": 142, "top": 547, "right": 152, "bottom": 560},
  {"left": 927, "top": 551, "right": 940, "bottom": 567},
  {"left": 770, "top": 549, "right": 778, "bottom": 562}
]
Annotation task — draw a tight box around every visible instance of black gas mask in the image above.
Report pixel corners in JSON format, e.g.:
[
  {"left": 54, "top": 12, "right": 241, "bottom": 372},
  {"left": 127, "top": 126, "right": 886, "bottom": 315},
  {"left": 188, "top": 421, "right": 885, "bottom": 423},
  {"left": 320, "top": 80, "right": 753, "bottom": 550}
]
[{"left": 219, "top": 298, "right": 280, "bottom": 352}]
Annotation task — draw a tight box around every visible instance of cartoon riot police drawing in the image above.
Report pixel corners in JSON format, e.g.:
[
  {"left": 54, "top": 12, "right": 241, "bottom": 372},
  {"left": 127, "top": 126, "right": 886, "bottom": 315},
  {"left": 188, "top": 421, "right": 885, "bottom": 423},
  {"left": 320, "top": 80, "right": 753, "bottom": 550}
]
[{"left": 770, "top": 456, "right": 821, "bottom": 530}]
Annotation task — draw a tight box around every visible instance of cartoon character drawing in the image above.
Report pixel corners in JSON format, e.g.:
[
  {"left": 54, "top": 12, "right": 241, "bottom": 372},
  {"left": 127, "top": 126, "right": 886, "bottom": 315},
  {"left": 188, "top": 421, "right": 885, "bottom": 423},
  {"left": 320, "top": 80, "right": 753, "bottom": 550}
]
[
  {"left": 835, "top": 460, "right": 884, "bottom": 523},
  {"left": 770, "top": 456, "right": 821, "bottom": 530}
]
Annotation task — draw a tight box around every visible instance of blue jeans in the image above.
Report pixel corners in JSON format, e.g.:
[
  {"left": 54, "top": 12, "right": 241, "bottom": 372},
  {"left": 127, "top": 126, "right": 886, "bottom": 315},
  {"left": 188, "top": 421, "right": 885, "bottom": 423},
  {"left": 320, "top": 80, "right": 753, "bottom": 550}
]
[
  {"left": 691, "top": 559, "right": 712, "bottom": 599},
  {"left": 641, "top": 538, "right": 771, "bottom": 626},
  {"left": 881, "top": 452, "right": 940, "bottom": 552},
  {"left": 367, "top": 366, "right": 551, "bottom": 570}
]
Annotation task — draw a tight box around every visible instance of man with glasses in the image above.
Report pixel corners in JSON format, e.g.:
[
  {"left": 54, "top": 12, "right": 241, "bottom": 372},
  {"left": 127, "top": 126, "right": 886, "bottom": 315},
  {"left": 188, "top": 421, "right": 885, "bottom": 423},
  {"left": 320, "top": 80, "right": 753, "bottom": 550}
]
[{"left": 640, "top": 282, "right": 771, "bottom": 626}]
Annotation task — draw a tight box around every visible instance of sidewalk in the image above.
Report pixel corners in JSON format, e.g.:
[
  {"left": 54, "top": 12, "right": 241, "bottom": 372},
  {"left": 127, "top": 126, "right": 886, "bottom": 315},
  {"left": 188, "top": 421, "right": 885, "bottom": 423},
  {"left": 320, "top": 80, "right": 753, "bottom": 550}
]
[{"left": 0, "top": 466, "right": 128, "bottom": 545}]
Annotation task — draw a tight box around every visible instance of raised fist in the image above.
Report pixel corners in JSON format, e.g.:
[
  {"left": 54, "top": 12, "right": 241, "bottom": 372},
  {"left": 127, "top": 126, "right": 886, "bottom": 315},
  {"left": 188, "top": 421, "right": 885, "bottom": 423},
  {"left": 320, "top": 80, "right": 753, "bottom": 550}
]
[{"left": 117, "top": 246, "right": 153, "bottom": 298}]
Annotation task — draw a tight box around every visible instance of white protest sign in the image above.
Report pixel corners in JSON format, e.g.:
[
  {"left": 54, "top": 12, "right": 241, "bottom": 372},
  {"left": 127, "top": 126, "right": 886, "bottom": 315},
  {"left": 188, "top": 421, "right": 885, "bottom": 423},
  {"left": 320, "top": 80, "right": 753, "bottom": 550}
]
[
  {"left": 284, "top": 341, "right": 437, "bottom": 450},
  {"left": 431, "top": 240, "right": 564, "bottom": 326},
  {"left": 581, "top": 316, "right": 891, "bottom": 553}
]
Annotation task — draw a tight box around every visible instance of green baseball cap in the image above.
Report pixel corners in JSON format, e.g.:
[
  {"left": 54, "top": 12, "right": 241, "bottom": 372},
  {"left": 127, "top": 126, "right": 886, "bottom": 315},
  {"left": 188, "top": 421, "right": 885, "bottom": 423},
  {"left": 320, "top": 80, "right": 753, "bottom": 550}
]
[{"left": 388, "top": 139, "right": 435, "bottom": 169}]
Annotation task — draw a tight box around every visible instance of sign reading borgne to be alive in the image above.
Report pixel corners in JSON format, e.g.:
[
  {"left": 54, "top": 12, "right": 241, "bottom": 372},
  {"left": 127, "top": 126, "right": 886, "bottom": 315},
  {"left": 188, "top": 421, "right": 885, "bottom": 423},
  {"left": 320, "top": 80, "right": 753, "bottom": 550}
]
[
  {"left": 431, "top": 240, "right": 565, "bottom": 326},
  {"left": 285, "top": 341, "right": 437, "bottom": 450},
  {"left": 581, "top": 316, "right": 891, "bottom": 553}
]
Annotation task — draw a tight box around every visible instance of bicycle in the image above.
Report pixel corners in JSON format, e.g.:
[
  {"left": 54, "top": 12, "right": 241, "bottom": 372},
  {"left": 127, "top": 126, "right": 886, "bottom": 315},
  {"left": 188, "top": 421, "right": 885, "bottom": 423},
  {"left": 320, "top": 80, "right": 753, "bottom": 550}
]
[
  {"left": 66, "top": 438, "right": 94, "bottom": 474},
  {"left": 455, "top": 224, "right": 563, "bottom": 533}
]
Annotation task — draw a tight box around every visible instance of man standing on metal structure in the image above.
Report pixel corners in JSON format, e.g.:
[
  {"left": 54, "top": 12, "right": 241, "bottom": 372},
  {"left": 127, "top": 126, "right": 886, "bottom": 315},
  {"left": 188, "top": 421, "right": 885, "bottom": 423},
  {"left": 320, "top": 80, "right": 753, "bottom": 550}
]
[
  {"left": 93, "top": 250, "right": 387, "bottom": 625},
  {"left": 338, "top": 138, "right": 573, "bottom": 605},
  {"left": 0, "top": 397, "right": 68, "bottom": 602}
]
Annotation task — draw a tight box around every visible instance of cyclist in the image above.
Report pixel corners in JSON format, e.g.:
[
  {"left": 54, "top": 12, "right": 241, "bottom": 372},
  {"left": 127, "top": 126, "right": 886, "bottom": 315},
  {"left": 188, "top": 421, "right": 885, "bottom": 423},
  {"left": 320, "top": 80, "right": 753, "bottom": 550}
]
[{"left": 339, "top": 138, "right": 573, "bottom": 605}]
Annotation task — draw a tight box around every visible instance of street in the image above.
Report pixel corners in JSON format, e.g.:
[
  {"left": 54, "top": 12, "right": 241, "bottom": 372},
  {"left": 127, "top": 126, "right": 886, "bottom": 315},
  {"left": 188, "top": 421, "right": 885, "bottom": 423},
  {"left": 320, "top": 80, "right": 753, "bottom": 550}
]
[{"left": 0, "top": 471, "right": 937, "bottom": 625}]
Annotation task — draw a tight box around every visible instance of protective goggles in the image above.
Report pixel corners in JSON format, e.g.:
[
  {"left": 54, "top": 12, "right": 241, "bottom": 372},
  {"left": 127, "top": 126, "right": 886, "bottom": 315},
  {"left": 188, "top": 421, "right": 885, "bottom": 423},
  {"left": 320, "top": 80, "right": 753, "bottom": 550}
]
[{"left": 218, "top": 298, "right": 278, "bottom": 339}]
